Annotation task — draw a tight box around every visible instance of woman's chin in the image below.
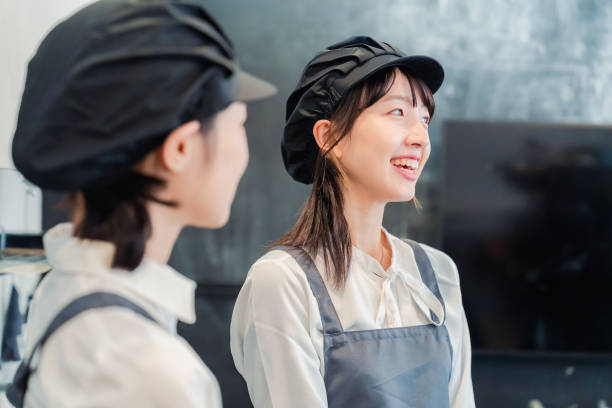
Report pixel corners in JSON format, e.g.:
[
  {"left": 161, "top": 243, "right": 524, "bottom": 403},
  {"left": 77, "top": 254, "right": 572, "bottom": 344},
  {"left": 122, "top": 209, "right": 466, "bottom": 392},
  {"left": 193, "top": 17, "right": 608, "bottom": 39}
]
[
  {"left": 190, "top": 208, "right": 231, "bottom": 229},
  {"left": 386, "top": 186, "right": 416, "bottom": 203},
  {"left": 389, "top": 195, "right": 416, "bottom": 204}
]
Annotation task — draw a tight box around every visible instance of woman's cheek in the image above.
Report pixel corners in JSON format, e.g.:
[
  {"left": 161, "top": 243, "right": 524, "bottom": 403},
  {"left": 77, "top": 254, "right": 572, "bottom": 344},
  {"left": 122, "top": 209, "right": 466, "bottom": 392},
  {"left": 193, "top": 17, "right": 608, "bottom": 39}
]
[{"left": 237, "top": 130, "right": 249, "bottom": 175}]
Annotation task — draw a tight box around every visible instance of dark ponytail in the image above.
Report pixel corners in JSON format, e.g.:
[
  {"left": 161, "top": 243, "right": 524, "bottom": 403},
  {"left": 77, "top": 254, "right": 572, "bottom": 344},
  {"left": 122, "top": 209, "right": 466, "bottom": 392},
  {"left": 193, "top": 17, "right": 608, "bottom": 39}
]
[{"left": 69, "top": 172, "right": 177, "bottom": 270}]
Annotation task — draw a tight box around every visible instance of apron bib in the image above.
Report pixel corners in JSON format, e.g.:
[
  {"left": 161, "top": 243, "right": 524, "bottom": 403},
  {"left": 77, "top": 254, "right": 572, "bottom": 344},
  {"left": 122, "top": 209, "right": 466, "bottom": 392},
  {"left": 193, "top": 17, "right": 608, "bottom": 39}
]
[{"left": 279, "top": 241, "right": 453, "bottom": 408}]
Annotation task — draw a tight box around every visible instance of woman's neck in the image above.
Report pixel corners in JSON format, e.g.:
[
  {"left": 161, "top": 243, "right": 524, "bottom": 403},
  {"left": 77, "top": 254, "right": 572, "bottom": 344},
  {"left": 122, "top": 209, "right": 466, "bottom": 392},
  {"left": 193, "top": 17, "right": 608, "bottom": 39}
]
[
  {"left": 144, "top": 201, "right": 184, "bottom": 264},
  {"left": 342, "top": 183, "right": 391, "bottom": 269}
]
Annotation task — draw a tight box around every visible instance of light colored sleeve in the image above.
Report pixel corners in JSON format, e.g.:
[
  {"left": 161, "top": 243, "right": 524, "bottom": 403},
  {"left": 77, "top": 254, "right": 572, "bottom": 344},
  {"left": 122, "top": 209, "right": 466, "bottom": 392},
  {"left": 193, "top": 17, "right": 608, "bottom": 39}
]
[
  {"left": 449, "top": 305, "right": 476, "bottom": 407},
  {"left": 26, "top": 309, "right": 222, "bottom": 408},
  {"left": 230, "top": 255, "right": 328, "bottom": 408},
  {"left": 447, "top": 260, "right": 476, "bottom": 408}
]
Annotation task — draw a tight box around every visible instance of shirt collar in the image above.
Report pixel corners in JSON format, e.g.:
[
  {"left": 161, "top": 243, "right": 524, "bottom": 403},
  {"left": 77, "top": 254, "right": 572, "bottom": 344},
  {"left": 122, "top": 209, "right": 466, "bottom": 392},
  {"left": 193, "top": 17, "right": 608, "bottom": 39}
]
[
  {"left": 348, "top": 227, "right": 426, "bottom": 285},
  {"left": 383, "top": 230, "right": 432, "bottom": 286},
  {"left": 349, "top": 227, "right": 400, "bottom": 279},
  {"left": 378, "top": 230, "right": 446, "bottom": 326},
  {"left": 43, "top": 223, "right": 196, "bottom": 324}
]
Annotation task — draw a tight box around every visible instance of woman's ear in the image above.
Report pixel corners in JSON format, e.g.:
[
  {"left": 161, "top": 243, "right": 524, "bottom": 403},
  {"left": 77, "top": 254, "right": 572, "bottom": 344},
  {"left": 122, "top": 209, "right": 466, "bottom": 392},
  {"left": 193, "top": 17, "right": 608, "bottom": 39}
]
[
  {"left": 313, "top": 119, "right": 331, "bottom": 150},
  {"left": 160, "top": 120, "right": 201, "bottom": 172},
  {"left": 313, "top": 119, "right": 345, "bottom": 160}
]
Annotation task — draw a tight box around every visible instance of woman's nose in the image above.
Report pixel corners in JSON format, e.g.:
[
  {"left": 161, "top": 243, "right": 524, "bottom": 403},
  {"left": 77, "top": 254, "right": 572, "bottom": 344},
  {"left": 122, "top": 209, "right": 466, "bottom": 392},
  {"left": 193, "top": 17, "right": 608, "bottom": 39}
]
[{"left": 403, "top": 123, "right": 429, "bottom": 148}]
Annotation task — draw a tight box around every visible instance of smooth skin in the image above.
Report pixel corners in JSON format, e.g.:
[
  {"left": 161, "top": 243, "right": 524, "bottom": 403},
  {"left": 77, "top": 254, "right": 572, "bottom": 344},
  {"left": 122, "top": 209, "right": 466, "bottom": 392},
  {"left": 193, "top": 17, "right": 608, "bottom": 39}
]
[{"left": 313, "top": 70, "right": 430, "bottom": 269}]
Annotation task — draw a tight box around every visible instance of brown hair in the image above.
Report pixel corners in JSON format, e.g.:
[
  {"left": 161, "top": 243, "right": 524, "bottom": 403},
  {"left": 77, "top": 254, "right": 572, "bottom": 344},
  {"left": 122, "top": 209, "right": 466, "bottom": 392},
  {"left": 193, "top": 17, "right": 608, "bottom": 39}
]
[
  {"left": 271, "top": 67, "right": 436, "bottom": 290},
  {"left": 65, "top": 172, "right": 177, "bottom": 270}
]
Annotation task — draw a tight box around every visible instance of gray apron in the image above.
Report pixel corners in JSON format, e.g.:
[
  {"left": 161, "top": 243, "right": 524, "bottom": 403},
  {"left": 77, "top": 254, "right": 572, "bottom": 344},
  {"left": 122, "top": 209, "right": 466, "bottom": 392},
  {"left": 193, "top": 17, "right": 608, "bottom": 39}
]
[{"left": 280, "top": 240, "right": 453, "bottom": 408}]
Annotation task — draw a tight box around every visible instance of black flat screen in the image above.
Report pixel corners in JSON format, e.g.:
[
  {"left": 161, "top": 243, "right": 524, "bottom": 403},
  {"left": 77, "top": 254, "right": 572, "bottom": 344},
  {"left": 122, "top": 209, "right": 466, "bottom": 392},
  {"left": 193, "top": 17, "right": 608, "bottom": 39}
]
[{"left": 441, "top": 121, "right": 612, "bottom": 352}]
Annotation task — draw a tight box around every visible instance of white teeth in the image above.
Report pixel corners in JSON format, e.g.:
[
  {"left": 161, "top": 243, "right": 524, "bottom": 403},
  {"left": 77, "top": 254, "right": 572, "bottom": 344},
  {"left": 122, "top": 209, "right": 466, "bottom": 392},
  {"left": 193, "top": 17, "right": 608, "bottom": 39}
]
[{"left": 390, "top": 158, "right": 419, "bottom": 172}]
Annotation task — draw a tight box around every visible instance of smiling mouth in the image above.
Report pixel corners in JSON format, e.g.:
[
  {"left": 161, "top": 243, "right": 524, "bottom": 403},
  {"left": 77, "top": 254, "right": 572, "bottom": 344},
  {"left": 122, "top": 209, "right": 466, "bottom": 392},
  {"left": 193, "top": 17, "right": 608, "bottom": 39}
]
[{"left": 390, "top": 158, "right": 419, "bottom": 174}]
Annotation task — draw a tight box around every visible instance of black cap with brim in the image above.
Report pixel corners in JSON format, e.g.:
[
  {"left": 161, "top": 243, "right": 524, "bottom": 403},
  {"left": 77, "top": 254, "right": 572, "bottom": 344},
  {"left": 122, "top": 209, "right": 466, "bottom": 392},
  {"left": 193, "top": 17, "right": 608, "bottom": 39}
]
[
  {"left": 11, "top": 0, "right": 276, "bottom": 191},
  {"left": 236, "top": 70, "right": 278, "bottom": 101},
  {"left": 282, "top": 36, "right": 443, "bottom": 184}
]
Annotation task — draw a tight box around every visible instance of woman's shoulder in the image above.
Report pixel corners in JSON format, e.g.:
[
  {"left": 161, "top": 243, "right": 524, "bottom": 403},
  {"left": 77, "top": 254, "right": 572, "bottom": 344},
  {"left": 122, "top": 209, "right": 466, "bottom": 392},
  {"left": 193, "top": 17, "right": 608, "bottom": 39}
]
[
  {"left": 391, "top": 236, "right": 461, "bottom": 287},
  {"left": 419, "top": 243, "right": 461, "bottom": 286},
  {"left": 35, "top": 306, "right": 220, "bottom": 406},
  {"left": 243, "top": 248, "right": 313, "bottom": 297},
  {"left": 249, "top": 247, "right": 310, "bottom": 277},
  {"left": 233, "top": 248, "right": 318, "bottom": 330},
  {"left": 253, "top": 247, "right": 300, "bottom": 265}
]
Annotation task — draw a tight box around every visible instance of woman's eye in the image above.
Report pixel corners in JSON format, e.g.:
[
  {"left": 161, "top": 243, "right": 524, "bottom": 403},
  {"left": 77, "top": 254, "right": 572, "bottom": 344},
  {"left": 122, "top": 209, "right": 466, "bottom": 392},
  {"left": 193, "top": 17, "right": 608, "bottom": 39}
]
[
  {"left": 420, "top": 116, "right": 430, "bottom": 125},
  {"left": 390, "top": 108, "right": 404, "bottom": 116}
]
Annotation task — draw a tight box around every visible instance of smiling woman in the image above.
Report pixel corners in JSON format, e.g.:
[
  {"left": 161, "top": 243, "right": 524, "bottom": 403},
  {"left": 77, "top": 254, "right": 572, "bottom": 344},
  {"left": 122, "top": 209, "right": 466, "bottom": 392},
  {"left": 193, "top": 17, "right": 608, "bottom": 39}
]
[
  {"left": 272, "top": 66, "right": 435, "bottom": 288},
  {"left": 230, "top": 37, "right": 475, "bottom": 408}
]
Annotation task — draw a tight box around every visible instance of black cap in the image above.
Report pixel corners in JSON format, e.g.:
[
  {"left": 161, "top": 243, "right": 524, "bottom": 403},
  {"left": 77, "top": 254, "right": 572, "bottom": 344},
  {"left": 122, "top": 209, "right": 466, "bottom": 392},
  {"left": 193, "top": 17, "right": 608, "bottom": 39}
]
[
  {"left": 282, "top": 36, "right": 444, "bottom": 184},
  {"left": 12, "top": 0, "right": 276, "bottom": 191}
]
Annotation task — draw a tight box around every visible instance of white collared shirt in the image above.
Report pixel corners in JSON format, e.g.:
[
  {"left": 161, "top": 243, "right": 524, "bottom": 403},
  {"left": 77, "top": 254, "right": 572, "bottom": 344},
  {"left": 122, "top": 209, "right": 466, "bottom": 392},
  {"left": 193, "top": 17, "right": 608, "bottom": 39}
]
[
  {"left": 21, "top": 223, "right": 221, "bottom": 408},
  {"left": 230, "top": 229, "right": 475, "bottom": 408}
]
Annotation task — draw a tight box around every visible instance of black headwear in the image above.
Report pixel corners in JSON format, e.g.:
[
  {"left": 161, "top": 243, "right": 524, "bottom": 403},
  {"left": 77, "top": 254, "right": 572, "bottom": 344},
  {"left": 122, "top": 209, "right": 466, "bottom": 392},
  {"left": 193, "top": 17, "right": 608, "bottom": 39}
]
[
  {"left": 282, "top": 36, "right": 444, "bottom": 184},
  {"left": 12, "top": 0, "right": 276, "bottom": 190}
]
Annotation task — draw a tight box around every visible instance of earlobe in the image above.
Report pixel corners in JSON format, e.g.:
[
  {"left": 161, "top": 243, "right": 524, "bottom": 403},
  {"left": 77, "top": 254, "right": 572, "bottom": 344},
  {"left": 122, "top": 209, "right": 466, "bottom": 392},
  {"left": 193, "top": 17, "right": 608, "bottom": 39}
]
[
  {"left": 331, "top": 141, "right": 343, "bottom": 160},
  {"left": 161, "top": 120, "right": 201, "bottom": 172}
]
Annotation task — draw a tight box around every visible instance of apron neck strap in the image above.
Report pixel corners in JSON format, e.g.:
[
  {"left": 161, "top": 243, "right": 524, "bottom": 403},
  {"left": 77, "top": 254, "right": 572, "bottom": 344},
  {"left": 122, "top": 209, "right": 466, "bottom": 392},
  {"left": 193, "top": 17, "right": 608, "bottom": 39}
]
[
  {"left": 274, "top": 246, "right": 344, "bottom": 334},
  {"left": 275, "top": 241, "right": 446, "bottom": 332},
  {"left": 403, "top": 240, "right": 447, "bottom": 325}
]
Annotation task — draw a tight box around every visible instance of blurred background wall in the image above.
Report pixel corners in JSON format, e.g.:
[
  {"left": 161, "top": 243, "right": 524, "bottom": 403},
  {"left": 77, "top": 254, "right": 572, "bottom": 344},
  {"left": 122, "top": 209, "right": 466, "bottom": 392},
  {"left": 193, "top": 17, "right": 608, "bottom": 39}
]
[{"left": 165, "top": 0, "right": 612, "bottom": 284}]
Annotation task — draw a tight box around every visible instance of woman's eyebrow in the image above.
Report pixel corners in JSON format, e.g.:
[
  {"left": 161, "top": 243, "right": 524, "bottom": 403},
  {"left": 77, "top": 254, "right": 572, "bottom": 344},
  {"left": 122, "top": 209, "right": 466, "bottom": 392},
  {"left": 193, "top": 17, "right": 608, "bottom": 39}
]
[{"left": 380, "top": 94, "right": 413, "bottom": 103}]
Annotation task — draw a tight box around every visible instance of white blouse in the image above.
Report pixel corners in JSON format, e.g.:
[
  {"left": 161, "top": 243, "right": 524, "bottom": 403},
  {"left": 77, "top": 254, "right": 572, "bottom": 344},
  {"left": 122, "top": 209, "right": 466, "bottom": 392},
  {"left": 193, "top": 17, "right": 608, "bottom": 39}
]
[
  {"left": 230, "top": 229, "right": 475, "bottom": 408},
  {"left": 21, "top": 223, "right": 222, "bottom": 408}
]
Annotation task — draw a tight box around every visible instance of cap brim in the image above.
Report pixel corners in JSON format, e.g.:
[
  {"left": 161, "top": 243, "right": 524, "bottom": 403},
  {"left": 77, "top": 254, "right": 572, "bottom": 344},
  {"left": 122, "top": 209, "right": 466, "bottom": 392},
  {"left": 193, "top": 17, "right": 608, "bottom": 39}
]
[
  {"left": 235, "top": 70, "right": 277, "bottom": 101},
  {"left": 379, "top": 55, "right": 444, "bottom": 94}
]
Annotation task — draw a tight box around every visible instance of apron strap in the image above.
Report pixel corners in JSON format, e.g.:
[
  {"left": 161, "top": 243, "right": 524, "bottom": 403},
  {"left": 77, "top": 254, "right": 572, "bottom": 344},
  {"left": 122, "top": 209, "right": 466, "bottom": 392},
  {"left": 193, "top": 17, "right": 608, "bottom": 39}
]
[
  {"left": 6, "top": 291, "right": 158, "bottom": 407},
  {"left": 404, "top": 240, "right": 447, "bottom": 325},
  {"left": 273, "top": 246, "right": 343, "bottom": 334}
]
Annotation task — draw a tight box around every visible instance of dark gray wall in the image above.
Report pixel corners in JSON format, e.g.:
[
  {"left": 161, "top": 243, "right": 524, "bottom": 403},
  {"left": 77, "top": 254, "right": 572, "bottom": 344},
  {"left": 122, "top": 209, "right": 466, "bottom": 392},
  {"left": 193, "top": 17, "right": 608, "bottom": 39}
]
[{"left": 168, "top": 0, "right": 612, "bottom": 283}]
